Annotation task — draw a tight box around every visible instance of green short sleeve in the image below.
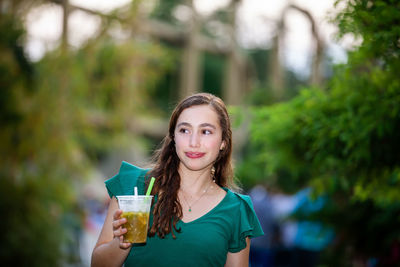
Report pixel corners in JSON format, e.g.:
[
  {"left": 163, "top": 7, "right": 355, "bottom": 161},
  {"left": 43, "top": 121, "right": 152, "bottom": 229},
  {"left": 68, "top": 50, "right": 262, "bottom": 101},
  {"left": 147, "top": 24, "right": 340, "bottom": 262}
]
[
  {"left": 105, "top": 161, "right": 150, "bottom": 198},
  {"left": 228, "top": 193, "right": 264, "bottom": 253}
]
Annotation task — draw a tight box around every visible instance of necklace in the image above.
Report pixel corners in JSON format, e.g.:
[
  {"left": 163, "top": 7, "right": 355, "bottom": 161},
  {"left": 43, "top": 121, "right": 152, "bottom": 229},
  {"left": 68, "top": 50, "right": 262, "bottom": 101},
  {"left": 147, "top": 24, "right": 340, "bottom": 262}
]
[{"left": 181, "top": 180, "right": 215, "bottom": 212}]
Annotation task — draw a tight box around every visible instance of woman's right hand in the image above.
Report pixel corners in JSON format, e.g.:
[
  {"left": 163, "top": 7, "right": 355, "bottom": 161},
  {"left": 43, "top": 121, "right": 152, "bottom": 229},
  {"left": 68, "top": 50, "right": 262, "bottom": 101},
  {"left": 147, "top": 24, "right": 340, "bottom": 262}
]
[{"left": 113, "top": 209, "right": 132, "bottom": 249}]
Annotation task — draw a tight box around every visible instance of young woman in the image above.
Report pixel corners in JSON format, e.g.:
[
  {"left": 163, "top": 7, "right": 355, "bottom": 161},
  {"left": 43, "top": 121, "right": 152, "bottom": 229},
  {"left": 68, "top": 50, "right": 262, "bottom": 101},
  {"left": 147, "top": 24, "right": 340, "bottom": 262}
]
[{"left": 91, "top": 93, "right": 263, "bottom": 267}]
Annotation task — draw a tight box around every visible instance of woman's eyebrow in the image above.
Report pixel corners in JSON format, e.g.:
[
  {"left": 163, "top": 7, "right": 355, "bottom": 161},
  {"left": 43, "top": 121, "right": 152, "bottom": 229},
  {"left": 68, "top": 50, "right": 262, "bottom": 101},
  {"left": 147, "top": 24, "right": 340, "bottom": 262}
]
[
  {"left": 199, "top": 123, "right": 216, "bottom": 129},
  {"left": 176, "top": 122, "right": 217, "bottom": 129},
  {"left": 176, "top": 122, "right": 191, "bottom": 128}
]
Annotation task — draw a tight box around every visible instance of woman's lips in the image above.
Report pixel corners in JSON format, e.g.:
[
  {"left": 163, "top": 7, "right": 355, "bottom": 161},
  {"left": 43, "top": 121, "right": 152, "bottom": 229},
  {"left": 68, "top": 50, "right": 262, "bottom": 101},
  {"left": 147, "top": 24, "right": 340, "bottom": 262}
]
[{"left": 185, "top": 152, "right": 206, "bottom": 159}]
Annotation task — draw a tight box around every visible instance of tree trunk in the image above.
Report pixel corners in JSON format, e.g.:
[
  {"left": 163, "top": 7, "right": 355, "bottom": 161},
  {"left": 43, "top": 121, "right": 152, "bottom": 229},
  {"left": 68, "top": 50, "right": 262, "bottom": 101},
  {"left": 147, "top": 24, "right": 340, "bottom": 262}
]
[
  {"left": 61, "top": 0, "right": 69, "bottom": 52},
  {"left": 269, "top": 20, "right": 284, "bottom": 99},
  {"left": 287, "top": 4, "right": 325, "bottom": 87},
  {"left": 223, "top": 0, "right": 243, "bottom": 105},
  {"left": 179, "top": 0, "right": 201, "bottom": 99}
]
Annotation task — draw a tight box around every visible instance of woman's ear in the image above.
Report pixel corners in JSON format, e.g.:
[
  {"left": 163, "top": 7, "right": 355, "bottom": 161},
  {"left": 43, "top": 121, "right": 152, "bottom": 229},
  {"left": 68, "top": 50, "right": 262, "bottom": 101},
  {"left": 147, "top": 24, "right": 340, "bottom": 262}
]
[{"left": 220, "top": 141, "right": 226, "bottom": 151}]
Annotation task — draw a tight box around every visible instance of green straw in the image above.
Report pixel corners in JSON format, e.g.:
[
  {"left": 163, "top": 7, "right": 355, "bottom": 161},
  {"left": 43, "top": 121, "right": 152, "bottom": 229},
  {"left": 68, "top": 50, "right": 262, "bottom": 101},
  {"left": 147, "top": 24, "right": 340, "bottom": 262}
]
[{"left": 146, "top": 177, "right": 156, "bottom": 196}]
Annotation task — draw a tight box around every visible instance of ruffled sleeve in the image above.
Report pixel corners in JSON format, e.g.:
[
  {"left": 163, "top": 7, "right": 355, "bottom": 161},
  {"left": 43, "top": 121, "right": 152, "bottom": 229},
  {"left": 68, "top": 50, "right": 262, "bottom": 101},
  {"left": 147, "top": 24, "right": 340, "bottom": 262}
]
[
  {"left": 228, "top": 192, "right": 264, "bottom": 253},
  {"left": 105, "top": 161, "right": 150, "bottom": 198}
]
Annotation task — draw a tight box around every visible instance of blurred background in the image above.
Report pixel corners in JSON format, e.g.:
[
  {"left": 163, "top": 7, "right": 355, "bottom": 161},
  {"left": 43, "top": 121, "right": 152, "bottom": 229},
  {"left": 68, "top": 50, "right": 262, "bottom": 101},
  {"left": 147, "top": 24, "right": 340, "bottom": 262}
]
[{"left": 1, "top": 0, "right": 399, "bottom": 266}]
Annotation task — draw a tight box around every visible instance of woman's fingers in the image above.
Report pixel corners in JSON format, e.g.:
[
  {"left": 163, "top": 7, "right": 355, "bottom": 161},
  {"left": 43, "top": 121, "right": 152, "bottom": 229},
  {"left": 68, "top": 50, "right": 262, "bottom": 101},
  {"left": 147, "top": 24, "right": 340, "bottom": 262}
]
[
  {"left": 112, "top": 208, "right": 132, "bottom": 249},
  {"left": 113, "top": 225, "right": 132, "bottom": 249},
  {"left": 113, "top": 209, "right": 123, "bottom": 220},
  {"left": 113, "top": 226, "right": 127, "bottom": 237},
  {"left": 113, "top": 209, "right": 127, "bottom": 232},
  {"left": 112, "top": 217, "right": 127, "bottom": 230},
  {"left": 119, "top": 236, "right": 132, "bottom": 249}
]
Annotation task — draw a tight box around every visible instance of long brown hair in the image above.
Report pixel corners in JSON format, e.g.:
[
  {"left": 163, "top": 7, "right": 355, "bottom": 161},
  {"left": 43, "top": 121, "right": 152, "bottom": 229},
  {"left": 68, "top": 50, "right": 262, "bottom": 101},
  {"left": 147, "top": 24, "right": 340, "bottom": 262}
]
[{"left": 147, "top": 93, "right": 237, "bottom": 239}]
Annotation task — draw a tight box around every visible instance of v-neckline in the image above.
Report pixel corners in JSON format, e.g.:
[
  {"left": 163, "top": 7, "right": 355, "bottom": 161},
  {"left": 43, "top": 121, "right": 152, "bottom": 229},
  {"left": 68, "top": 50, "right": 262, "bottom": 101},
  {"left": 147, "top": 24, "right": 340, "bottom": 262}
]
[{"left": 179, "top": 188, "right": 229, "bottom": 224}]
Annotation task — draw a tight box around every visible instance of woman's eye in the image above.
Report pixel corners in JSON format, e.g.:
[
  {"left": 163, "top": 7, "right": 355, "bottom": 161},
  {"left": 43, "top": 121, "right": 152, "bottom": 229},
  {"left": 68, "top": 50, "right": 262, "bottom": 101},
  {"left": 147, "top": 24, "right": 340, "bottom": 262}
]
[
  {"left": 179, "top": 128, "right": 189, "bottom": 134},
  {"left": 203, "top": 129, "right": 212, "bottom": 135}
]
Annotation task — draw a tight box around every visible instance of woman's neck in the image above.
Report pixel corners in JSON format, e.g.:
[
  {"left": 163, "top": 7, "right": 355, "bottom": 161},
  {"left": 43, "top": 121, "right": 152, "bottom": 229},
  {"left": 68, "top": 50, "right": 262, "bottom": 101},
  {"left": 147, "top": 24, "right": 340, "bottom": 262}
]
[{"left": 178, "top": 165, "right": 213, "bottom": 195}]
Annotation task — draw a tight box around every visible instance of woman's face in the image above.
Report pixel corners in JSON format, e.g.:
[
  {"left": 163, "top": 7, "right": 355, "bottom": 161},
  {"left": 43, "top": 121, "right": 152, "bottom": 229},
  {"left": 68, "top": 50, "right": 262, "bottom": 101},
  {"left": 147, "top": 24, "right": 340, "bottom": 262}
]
[{"left": 174, "top": 105, "right": 225, "bottom": 173}]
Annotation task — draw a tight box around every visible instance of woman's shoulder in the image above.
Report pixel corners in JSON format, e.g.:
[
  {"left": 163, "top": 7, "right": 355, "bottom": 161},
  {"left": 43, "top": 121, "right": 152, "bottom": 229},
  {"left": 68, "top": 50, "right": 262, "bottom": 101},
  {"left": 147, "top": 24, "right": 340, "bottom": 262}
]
[
  {"left": 224, "top": 188, "right": 255, "bottom": 209},
  {"left": 105, "top": 161, "right": 151, "bottom": 197},
  {"left": 118, "top": 161, "right": 150, "bottom": 174}
]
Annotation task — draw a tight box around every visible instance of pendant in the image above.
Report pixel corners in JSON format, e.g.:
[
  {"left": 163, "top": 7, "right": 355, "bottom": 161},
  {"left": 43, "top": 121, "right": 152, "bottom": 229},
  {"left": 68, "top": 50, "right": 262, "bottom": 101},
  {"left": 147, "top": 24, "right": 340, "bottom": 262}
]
[{"left": 189, "top": 207, "right": 192, "bottom": 212}]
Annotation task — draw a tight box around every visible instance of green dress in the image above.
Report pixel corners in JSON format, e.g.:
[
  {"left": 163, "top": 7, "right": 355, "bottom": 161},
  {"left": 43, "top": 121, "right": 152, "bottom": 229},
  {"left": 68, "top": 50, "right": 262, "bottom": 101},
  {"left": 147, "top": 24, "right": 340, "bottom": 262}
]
[{"left": 105, "top": 161, "right": 264, "bottom": 267}]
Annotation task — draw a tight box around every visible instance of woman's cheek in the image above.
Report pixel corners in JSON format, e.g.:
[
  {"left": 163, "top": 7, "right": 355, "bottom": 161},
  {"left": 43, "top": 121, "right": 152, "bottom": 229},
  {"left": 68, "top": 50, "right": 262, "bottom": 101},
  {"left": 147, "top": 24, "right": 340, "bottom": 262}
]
[{"left": 206, "top": 138, "right": 222, "bottom": 151}]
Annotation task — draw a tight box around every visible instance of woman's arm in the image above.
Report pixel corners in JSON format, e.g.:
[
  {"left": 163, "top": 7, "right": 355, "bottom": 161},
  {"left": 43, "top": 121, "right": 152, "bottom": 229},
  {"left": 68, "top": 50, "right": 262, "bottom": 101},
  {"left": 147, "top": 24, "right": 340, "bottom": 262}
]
[
  {"left": 91, "top": 197, "right": 132, "bottom": 267},
  {"left": 225, "top": 238, "right": 250, "bottom": 267}
]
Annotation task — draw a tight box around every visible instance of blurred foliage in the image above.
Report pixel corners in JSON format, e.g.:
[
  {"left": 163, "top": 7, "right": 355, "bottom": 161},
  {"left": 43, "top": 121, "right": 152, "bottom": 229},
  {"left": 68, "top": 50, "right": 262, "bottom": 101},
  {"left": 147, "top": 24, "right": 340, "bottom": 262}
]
[
  {"left": 0, "top": 4, "right": 174, "bottom": 266},
  {"left": 148, "top": 42, "right": 181, "bottom": 114},
  {"left": 247, "top": 49, "right": 308, "bottom": 104},
  {"left": 238, "top": 0, "right": 400, "bottom": 265},
  {"left": 36, "top": 37, "right": 175, "bottom": 160},
  {"left": 334, "top": 0, "right": 400, "bottom": 66},
  {"left": 243, "top": 49, "right": 311, "bottom": 107},
  {"left": 202, "top": 52, "right": 225, "bottom": 98},
  {"left": 150, "top": 0, "right": 184, "bottom": 25},
  {"left": 0, "top": 13, "right": 73, "bottom": 266}
]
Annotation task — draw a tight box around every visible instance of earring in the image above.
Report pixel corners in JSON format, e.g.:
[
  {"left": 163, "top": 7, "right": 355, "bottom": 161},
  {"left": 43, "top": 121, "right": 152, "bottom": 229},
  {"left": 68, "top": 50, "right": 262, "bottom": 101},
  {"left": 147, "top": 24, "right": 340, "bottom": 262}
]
[{"left": 211, "top": 166, "right": 215, "bottom": 177}]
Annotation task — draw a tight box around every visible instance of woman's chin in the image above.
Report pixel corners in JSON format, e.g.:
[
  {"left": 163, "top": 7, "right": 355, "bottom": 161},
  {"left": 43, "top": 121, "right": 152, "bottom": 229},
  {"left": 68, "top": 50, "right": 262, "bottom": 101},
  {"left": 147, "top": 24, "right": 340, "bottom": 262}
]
[{"left": 180, "top": 162, "right": 212, "bottom": 172}]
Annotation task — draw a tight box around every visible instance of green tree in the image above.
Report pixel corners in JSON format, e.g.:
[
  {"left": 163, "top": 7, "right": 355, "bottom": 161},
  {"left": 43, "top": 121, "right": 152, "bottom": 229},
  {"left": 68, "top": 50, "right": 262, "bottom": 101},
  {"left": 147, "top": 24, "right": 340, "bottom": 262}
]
[
  {"left": 238, "top": 0, "right": 400, "bottom": 264},
  {"left": 0, "top": 5, "right": 174, "bottom": 266}
]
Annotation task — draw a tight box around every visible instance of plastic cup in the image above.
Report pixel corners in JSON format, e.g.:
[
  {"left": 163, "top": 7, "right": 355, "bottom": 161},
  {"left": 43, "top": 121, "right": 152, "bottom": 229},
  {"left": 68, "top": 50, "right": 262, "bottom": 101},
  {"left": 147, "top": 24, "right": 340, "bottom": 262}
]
[{"left": 117, "top": 195, "right": 153, "bottom": 243}]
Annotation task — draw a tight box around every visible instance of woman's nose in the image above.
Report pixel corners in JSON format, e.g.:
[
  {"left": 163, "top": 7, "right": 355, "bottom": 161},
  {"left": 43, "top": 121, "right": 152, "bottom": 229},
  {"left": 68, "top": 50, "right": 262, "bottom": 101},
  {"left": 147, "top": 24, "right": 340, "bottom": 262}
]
[{"left": 189, "top": 133, "right": 200, "bottom": 147}]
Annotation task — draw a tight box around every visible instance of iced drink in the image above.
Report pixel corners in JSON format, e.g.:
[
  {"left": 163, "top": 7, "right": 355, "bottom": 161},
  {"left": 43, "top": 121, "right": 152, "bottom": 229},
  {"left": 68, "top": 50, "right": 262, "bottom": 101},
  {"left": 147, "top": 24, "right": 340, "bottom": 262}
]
[{"left": 117, "top": 195, "right": 153, "bottom": 243}]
